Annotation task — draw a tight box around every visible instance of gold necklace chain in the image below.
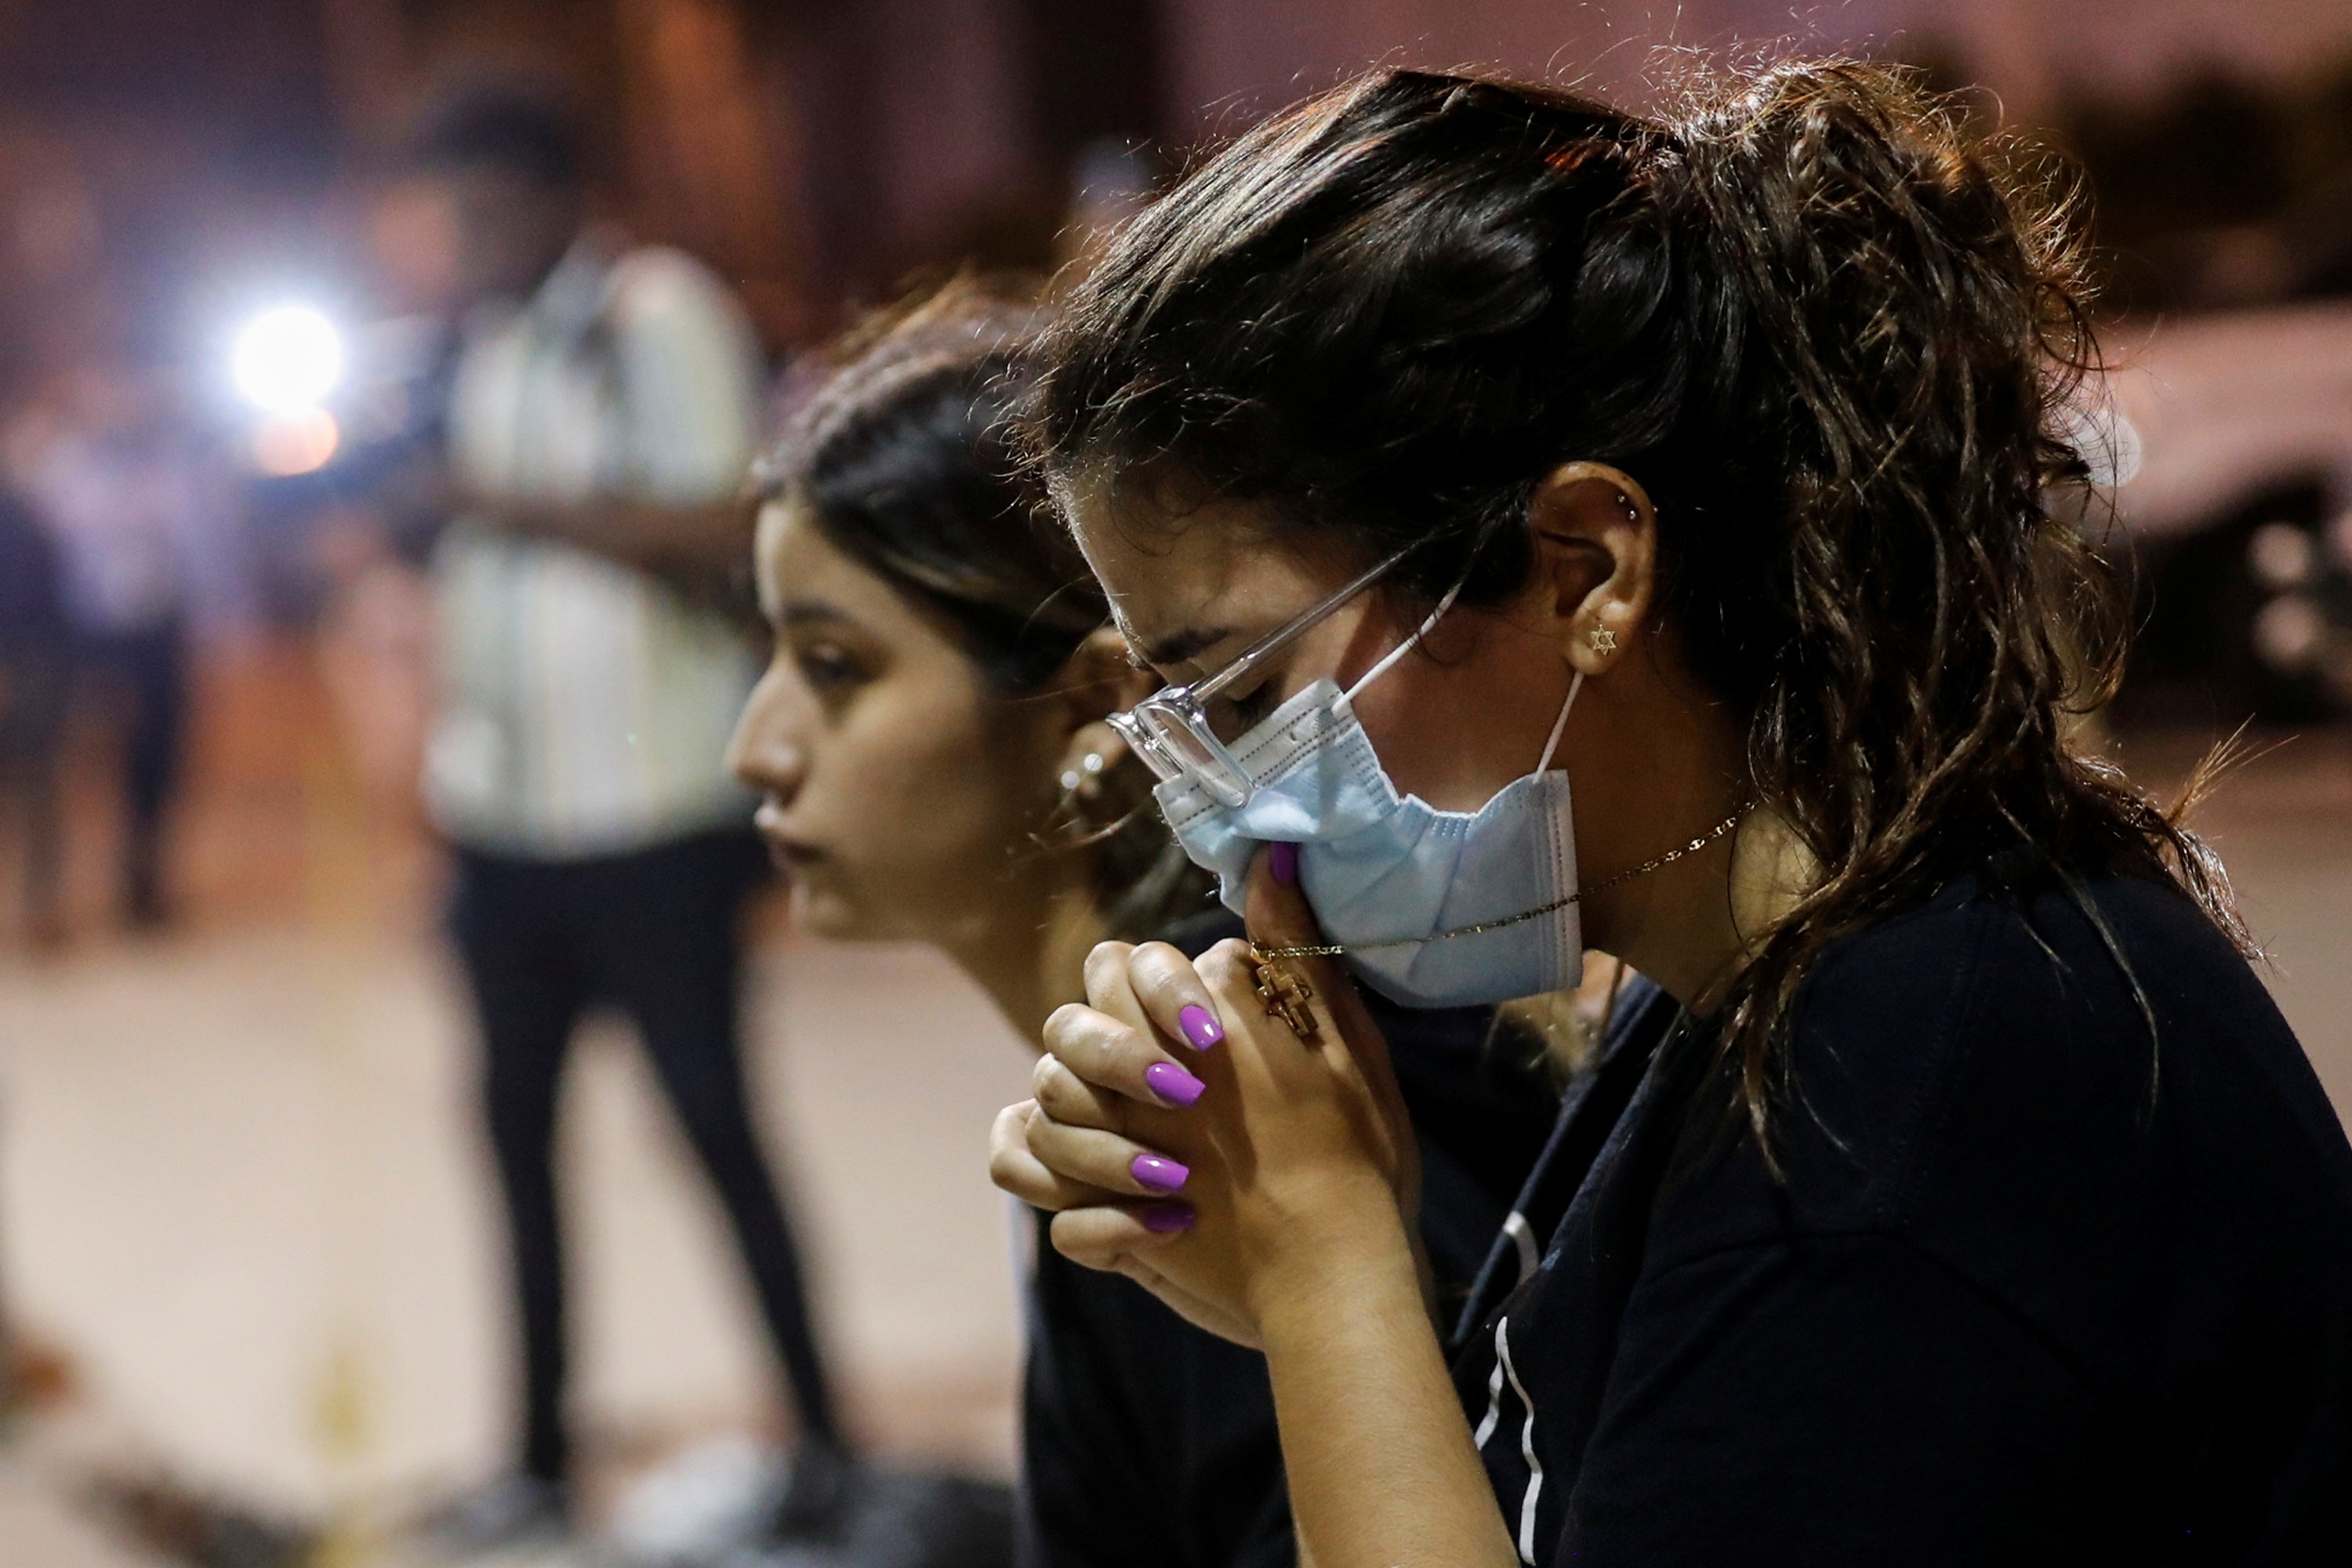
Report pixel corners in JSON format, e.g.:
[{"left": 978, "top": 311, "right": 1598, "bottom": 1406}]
[{"left": 1250, "top": 805, "right": 1748, "bottom": 961}]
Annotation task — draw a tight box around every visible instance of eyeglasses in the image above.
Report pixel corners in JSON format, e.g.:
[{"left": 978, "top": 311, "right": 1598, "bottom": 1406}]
[{"left": 1108, "top": 547, "right": 1411, "bottom": 808}]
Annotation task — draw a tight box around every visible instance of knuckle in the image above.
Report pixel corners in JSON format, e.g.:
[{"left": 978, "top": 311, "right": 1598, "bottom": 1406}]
[
  {"left": 1082, "top": 941, "right": 1134, "bottom": 991},
  {"left": 1042, "top": 1002, "right": 1089, "bottom": 1046},
  {"left": 1127, "top": 942, "right": 1184, "bottom": 988},
  {"left": 990, "top": 1100, "right": 1034, "bottom": 1144},
  {"left": 1199, "top": 937, "right": 1253, "bottom": 989},
  {"left": 1049, "top": 1212, "right": 1123, "bottom": 1269},
  {"left": 1024, "top": 1113, "right": 1076, "bottom": 1165},
  {"left": 1033, "top": 1076, "right": 1073, "bottom": 1121},
  {"left": 1070, "top": 1018, "right": 1138, "bottom": 1075},
  {"left": 1041, "top": 1010, "right": 1139, "bottom": 1083},
  {"left": 1034, "top": 1062, "right": 1105, "bottom": 1125}
]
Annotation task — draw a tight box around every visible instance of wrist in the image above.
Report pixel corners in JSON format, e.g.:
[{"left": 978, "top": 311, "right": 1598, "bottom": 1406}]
[{"left": 1246, "top": 1172, "right": 1420, "bottom": 1341}]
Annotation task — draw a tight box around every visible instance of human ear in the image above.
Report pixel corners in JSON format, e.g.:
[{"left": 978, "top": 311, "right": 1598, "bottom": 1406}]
[{"left": 1524, "top": 462, "right": 1657, "bottom": 677}]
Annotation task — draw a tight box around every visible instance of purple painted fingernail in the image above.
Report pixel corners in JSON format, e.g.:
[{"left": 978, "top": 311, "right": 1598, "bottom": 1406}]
[
  {"left": 1144, "top": 1060, "right": 1207, "bottom": 1107},
  {"left": 1178, "top": 1004, "right": 1225, "bottom": 1051},
  {"left": 1268, "top": 841, "right": 1299, "bottom": 887},
  {"left": 1131, "top": 1153, "right": 1190, "bottom": 1193},
  {"left": 1142, "top": 1203, "right": 1196, "bottom": 1234}
]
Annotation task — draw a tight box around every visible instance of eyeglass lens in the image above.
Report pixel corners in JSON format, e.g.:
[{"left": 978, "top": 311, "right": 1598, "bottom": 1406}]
[{"left": 1138, "top": 700, "right": 1250, "bottom": 805}]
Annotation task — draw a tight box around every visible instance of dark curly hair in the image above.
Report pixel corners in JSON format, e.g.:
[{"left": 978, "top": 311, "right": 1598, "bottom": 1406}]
[
  {"left": 757, "top": 276, "right": 1213, "bottom": 940},
  {"left": 1019, "top": 60, "right": 2248, "bottom": 1146}
]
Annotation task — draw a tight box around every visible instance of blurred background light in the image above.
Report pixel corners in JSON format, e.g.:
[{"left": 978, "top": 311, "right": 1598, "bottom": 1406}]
[
  {"left": 2249, "top": 520, "right": 2320, "bottom": 588},
  {"left": 2253, "top": 591, "right": 2328, "bottom": 670},
  {"left": 249, "top": 405, "right": 340, "bottom": 476},
  {"left": 230, "top": 305, "right": 343, "bottom": 413}
]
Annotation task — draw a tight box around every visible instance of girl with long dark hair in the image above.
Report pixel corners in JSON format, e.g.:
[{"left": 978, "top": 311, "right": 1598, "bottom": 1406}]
[
  {"left": 728, "top": 280, "right": 1559, "bottom": 1565},
  {"left": 991, "top": 61, "right": 2352, "bottom": 1563}
]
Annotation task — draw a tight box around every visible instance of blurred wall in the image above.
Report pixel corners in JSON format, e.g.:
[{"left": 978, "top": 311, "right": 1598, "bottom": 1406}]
[
  {"left": 1161, "top": 0, "right": 2352, "bottom": 128},
  {"left": 746, "top": 0, "right": 2352, "bottom": 318},
  {"left": 7, "top": 0, "right": 2351, "bottom": 370},
  {"left": 742, "top": 0, "right": 1163, "bottom": 320},
  {"left": 746, "top": 0, "right": 1034, "bottom": 314}
]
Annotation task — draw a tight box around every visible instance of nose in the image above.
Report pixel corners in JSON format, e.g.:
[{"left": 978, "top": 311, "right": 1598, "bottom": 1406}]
[{"left": 728, "top": 668, "right": 808, "bottom": 804}]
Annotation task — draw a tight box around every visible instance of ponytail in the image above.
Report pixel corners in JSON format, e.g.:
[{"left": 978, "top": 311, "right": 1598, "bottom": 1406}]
[{"left": 1645, "top": 63, "right": 2244, "bottom": 1142}]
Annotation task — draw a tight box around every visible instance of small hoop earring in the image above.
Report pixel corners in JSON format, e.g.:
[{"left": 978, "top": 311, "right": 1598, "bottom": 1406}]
[{"left": 1590, "top": 625, "right": 1618, "bottom": 656}]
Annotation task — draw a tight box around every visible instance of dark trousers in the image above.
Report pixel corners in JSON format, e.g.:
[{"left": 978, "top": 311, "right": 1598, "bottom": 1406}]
[
  {"left": 449, "top": 830, "right": 841, "bottom": 1481},
  {"left": 80, "top": 621, "right": 187, "bottom": 920},
  {"left": 0, "top": 643, "right": 69, "bottom": 935}
]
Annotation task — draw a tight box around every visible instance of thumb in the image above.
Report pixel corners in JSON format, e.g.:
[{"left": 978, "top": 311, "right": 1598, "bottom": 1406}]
[
  {"left": 1242, "top": 842, "right": 1324, "bottom": 959},
  {"left": 1242, "top": 843, "right": 1411, "bottom": 1146},
  {"left": 1243, "top": 842, "right": 1358, "bottom": 1042}
]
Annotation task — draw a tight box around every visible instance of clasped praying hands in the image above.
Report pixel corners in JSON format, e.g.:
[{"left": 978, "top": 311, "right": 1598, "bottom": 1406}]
[{"left": 989, "top": 845, "right": 1425, "bottom": 1348}]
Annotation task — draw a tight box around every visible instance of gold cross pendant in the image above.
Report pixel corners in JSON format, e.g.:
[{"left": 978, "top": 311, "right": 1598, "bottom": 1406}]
[{"left": 1248, "top": 944, "right": 1319, "bottom": 1041}]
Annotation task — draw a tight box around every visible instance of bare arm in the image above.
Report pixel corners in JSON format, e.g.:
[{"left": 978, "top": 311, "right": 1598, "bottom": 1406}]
[
  {"left": 473, "top": 492, "right": 754, "bottom": 577},
  {"left": 1256, "top": 1191, "right": 1517, "bottom": 1568},
  {"left": 459, "top": 250, "right": 765, "bottom": 589}
]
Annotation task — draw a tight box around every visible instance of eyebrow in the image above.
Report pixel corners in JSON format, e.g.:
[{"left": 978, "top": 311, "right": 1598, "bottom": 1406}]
[
  {"left": 779, "top": 600, "right": 855, "bottom": 630},
  {"left": 1129, "top": 625, "right": 1233, "bottom": 673}
]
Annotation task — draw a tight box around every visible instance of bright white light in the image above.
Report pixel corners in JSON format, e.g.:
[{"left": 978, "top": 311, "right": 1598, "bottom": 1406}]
[{"left": 231, "top": 305, "right": 344, "bottom": 412}]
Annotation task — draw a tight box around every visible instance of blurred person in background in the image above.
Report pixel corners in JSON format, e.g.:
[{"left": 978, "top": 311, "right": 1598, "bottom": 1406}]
[
  {"left": 408, "top": 86, "right": 848, "bottom": 1554},
  {"left": 0, "top": 474, "right": 70, "bottom": 949},
  {"left": 726, "top": 279, "right": 1562, "bottom": 1568},
  {"left": 10, "top": 360, "right": 209, "bottom": 931}
]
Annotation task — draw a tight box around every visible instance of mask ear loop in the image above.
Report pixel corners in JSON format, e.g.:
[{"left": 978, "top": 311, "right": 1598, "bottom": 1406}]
[
  {"left": 1345, "top": 578, "right": 1468, "bottom": 702},
  {"left": 1535, "top": 670, "right": 1582, "bottom": 775}
]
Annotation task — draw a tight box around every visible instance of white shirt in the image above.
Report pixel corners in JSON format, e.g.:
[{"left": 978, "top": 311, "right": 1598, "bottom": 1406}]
[
  {"left": 427, "top": 236, "right": 763, "bottom": 858},
  {"left": 22, "top": 428, "right": 203, "bottom": 634}
]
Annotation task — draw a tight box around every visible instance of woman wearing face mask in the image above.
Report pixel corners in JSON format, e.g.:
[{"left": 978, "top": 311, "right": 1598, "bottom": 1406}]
[
  {"left": 991, "top": 63, "right": 2352, "bottom": 1565},
  {"left": 726, "top": 281, "right": 1560, "bottom": 1567}
]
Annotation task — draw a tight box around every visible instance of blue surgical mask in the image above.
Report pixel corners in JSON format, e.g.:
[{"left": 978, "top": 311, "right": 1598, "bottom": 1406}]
[{"left": 1153, "top": 608, "right": 1583, "bottom": 1009}]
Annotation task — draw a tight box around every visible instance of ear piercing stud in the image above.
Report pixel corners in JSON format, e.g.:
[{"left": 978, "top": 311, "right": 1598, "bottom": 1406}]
[
  {"left": 1060, "top": 751, "right": 1107, "bottom": 797},
  {"left": 1591, "top": 625, "right": 1618, "bottom": 656}
]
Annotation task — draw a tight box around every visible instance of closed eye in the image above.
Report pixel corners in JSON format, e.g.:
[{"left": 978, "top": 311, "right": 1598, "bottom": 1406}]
[
  {"left": 793, "top": 641, "right": 868, "bottom": 698},
  {"left": 1207, "top": 678, "right": 1281, "bottom": 740}
]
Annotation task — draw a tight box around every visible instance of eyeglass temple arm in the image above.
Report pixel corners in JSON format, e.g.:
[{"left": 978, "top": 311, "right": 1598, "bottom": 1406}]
[{"left": 1189, "top": 547, "right": 1412, "bottom": 702}]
